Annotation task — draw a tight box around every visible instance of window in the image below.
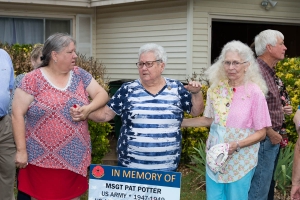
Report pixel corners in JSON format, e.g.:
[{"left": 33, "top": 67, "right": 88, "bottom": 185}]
[{"left": 0, "top": 17, "right": 71, "bottom": 45}]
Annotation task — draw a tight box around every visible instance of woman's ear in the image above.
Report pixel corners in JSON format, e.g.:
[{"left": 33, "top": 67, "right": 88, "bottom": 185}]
[
  {"left": 160, "top": 62, "right": 165, "bottom": 73},
  {"left": 244, "top": 62, "right": 250, "bottom": 72},
  {"left": 51, "top": 51, "right": 58, "bottom": 62}
]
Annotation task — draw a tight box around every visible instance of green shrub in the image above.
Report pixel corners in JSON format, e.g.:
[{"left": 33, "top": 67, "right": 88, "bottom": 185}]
[
  {"left": 276, "top": 57, "right": 300, "bottom": 144},
  {"left": 274, "top": 144, "right": 294, "bottom": 198},
  {"left": 187, "top": 140, "right": 206, "bottom": 178},
  {"left": 0, "top": 42, "right": 33, "bottom": 75},
  {"left": 89, "top": 120, "right": 112, "bottom": 164},
  {"left": 181, "top": 83, "right": 209, "bottom": 163}
]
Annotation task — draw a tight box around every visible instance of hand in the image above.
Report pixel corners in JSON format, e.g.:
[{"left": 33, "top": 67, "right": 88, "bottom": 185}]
[
  {"left": 184, "top": 81, "right": 202, "bottom": 94},
  {"left": 228, "top": 141, "right": 238, "bottom": 155},
  {"left": 291, "top": 185, "right": 300, "bottom": 200},
  {"left": 70, "top": 104, "right": 87, "bottom": 121},
  {"left": 15, "top": 149, "right": 28, "bottom": 169},
  {"left": 283, "top": 105, "right": 293, "bottom": 115},
  {"left": 268, "top": 129, "right": 282, "bottom": 144}
]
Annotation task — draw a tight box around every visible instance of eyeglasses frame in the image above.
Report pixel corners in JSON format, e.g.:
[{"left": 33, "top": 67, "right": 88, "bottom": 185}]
[{"left": 136, "top": 59, "right": 162, "bottom": 69}]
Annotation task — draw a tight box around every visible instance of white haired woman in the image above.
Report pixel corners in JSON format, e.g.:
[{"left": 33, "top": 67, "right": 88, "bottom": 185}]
[
  {"left": 12, "top": 33, "right": 109, "bottom": 199},
  {"left": 71, "top": 43, "right": 204, "bottom": 171},
  {"left": 181, "top": 40, "right": 271, "bottom": 200}
]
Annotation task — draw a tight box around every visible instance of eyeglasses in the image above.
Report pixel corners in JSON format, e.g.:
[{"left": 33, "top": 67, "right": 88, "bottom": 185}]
[
  {"left": 136, "top": 60, "right": 162, "bottom": 68},
  {"left": 223, "top": 61, "right": 248, "bottom": 67}
]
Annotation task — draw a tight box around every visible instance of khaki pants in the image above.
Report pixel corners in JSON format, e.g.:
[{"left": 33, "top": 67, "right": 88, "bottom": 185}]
[{"left": 0, "top": 115, "right": 16, "bottom": 200}]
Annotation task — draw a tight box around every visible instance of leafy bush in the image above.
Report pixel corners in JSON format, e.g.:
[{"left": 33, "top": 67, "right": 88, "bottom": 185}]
[
  {"left": 88, "top": 120, "right": 112, "bottom": 164},
  {"left": 1, "top": 42, "right": 112, "bottom": 163},
  {"left": 187, "top": 140, "right": 206, "bottom": 178},
  {"left": 0, "top": 42, "right": 33, "bottom": 75},
  {"left": 276, "top": 57, "right": 300, "bottom": 144},
  {"left": 181, "top": 84, "right": 209, "bottom": 163},
  {"left": 274, "top": 144, "right": 294, "bottom": 198}
]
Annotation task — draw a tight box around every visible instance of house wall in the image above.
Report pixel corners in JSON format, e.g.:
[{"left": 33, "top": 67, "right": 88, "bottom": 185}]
[
  {"left": 193, "top": 0, "right": 300, "bottom": 77},
  {"left": 0, "top": 0, "right": 90, "bottom": 7},
  {"left": 96, "top": 0, "right": 189, "bottom": 81},
  {"left": 95, "top": 0, "right": 300, "bottom": 82}
]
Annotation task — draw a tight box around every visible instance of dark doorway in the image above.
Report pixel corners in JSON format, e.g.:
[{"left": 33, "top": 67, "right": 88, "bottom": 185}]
[{"left": 211, "top": 21, "right": 300, "bottom": 63}]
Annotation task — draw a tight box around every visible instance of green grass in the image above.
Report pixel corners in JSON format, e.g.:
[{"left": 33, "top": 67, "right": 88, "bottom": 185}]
[{"left": 180, "top": 167, "right": 206, "bottom": 200}]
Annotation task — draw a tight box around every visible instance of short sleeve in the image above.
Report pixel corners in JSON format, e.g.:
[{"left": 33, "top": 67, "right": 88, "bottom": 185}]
[
  {"left": 74, "top": 67, "right": 92, "bottom": 89},
  {"left": 178, "top": 81, "right": 192, "bottom": 113},
  {"left": 251, "top": 90, "right": 272, "bottom": 130},
  {"left": 107, "top": 83, "right": 128, "bottom": 116},
  {"left": 18, "top": 70, "right": 38, "bottom": 96}
]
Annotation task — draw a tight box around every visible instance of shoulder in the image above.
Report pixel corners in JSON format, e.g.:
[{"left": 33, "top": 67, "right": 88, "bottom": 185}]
[
  {"left": 73, "top": 66, "right": 89, "bottom": 75},
  {"left": 25, "top": 68, "right": 40, "bottom": 77},
  {"left": 120, "top": 80, "right": 138, "bottom": 90},
  {"left": 247, "top": 83, "right": 265, "bottom": 97},
  {"left": 165, "top": 77, "right": 181, "bottom": 85},
  {"left": 0, "top": 49, "right": 10, "bottom": 58}
]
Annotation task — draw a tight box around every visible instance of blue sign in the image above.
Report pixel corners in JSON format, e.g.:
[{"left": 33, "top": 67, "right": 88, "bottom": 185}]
[{"left": 88, "top": 165, "right": 181, "bottom": 200}]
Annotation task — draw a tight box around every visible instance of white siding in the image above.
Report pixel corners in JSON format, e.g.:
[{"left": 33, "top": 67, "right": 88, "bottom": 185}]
[
  {"left": 96, "top": 0, "right": 188, "bottom": 81},
  {"left": 193, "top": 0, "right": 300, "bottom": 76},
  {"left": 91, "top": 0, "right": 148, "bottom": 7},
  {"left": 0, "top": 0, "right": 90, "bottom": 7}
]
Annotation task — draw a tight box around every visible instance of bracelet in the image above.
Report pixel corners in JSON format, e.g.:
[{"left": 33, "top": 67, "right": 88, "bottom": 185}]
[{"left": 236, "top": 141, "right": 240, "bottom": 152}]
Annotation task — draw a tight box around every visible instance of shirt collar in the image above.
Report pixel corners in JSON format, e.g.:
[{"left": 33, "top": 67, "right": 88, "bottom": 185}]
[{"left": 257, "top": 57, "right": 276, "bottom": 76}]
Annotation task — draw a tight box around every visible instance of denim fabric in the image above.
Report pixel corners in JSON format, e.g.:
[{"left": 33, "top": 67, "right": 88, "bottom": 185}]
[
  {"left": 248, "top": 136, "right": 280, "bottom": 200},
  {"left": 206, "top": 168, "right": 255, "bottom": 200},
  {"left": 268, "top": 149, "right": 280, "bottom": 200}
]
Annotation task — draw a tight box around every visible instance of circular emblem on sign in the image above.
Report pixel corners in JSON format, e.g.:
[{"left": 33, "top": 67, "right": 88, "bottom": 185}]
[{"left": 92, "top": 165, "right": 104, "bottom": 178}]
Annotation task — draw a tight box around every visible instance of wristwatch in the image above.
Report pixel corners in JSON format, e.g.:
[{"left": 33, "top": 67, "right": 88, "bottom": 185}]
[{"left": 236, "top": 141, "right": 240, "bottom": 152}]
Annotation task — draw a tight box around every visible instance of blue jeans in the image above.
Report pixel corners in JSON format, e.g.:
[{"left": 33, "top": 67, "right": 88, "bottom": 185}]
[{"left": 248, "top": 136, "right": 280, "bottom": 200}]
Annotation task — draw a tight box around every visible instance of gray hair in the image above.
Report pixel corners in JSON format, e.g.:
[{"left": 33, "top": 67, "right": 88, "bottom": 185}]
[
  {"left": 39, "top": 33, "right": 76, "bottom": 68},
  {"left": 138, "top": 43, "right": 167, "bottom": 64},
  {"left": 254, "top": 29, "right": 284, "bottom": 56},
  {"left": 30, "top": 43, "right": 44, "bottom": 69},
  {"left": 205, "top": 40, "right": 268, "bottom": 95}
]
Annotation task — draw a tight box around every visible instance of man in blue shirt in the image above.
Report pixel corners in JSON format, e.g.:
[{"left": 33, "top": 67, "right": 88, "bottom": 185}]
[{"left": 0, "top": 48, "right": 16, "bottom": 200}]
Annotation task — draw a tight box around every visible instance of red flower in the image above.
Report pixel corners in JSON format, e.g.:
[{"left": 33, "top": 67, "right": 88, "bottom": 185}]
[
  {"left": 92, "top": 165, "right": 104, "bottom": 178},
  {"left": 73, "top": 104, "right": 77, "bottom": 108}
]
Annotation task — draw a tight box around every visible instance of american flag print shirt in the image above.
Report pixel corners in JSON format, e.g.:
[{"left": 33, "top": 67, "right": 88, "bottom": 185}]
[{"left": 107, "top": 78, "right": 192, "bottom": 171}]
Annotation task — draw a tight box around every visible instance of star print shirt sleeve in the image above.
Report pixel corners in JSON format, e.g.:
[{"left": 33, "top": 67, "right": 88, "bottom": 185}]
[
  {"left": 107, "top": 83, "right": 127, "bottom": 115},
  {"left": 177, "top": 81, "right": 192, "bottom": 113}
]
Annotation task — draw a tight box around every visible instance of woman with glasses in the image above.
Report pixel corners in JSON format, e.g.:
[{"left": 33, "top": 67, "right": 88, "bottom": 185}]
[
  {"left": 71, "top": 43, "right": 204, "bottom": 171},
  {"left": 181, "top": 40, "right": 271, "bottom": 200}
]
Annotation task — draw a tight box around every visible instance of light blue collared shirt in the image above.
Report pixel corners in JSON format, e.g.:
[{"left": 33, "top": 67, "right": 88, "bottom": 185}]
[{"left": 0, "top": 49, "right": 14, "bottom": 117}]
